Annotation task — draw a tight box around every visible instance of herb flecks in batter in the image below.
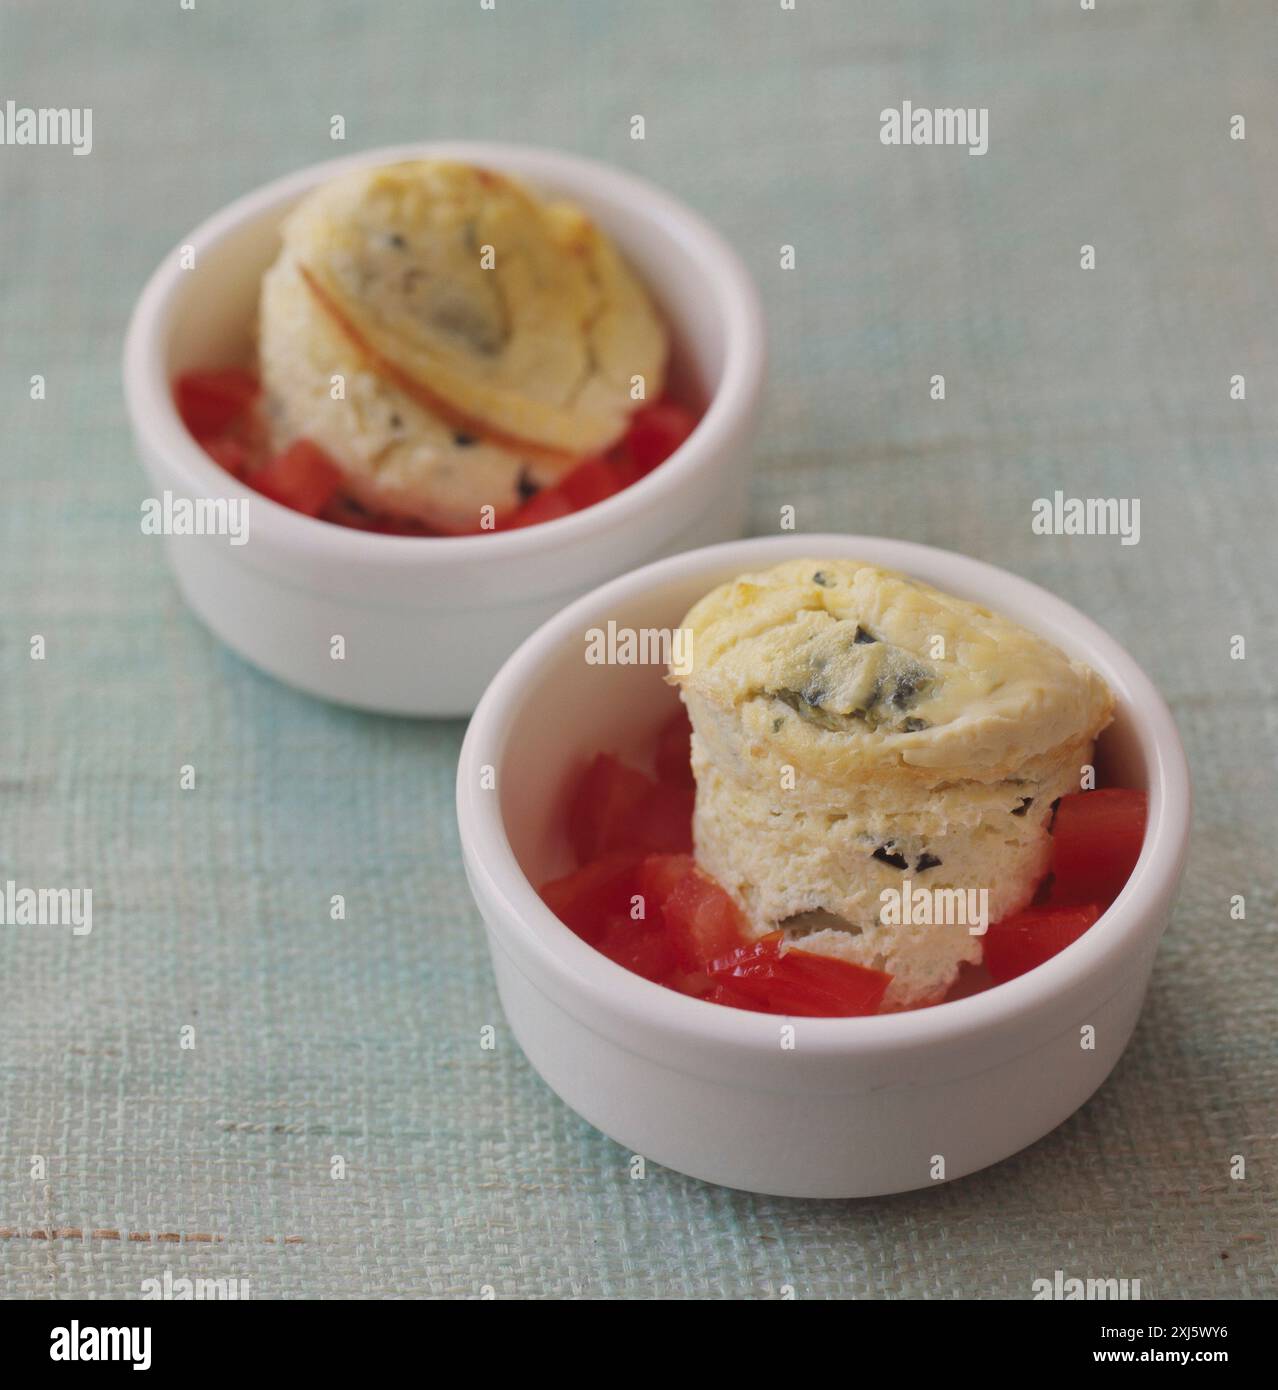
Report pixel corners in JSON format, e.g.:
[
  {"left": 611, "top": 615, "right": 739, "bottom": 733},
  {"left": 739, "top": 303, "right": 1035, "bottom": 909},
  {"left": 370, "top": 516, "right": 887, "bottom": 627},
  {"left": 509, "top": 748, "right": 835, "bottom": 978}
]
[
  {"left": 872, "top": 845, "right": 910, "bottom": 871},
  {"left": 772, "top": 688, "right": 849, "bottom": 734},
  {"left": 764, "top": 622, "right": 936, "bottom": 734}
]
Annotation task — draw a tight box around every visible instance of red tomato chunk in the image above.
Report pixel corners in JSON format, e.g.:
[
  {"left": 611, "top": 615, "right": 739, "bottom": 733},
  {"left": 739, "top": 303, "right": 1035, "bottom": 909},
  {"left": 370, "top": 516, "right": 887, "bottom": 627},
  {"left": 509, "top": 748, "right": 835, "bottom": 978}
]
[
  {"left": 558, "top": 458, "right": 625, "bottom": 510},
  {"left": 501, "top": 487, "right": 574, "bottom": 529},
  {"left": 1049, "top": 788, "right": 1148, "bottom": 905},
  {"left": 540, "top": 852, "right": 641, "bottom": 946},
  {"left": 983, "top": 904, "right": 1102, "bottom": 984},
  {"left": 595, "top": 916, "right": 678, "bottom": 982},
  {"left": 566, "top": 753, "right": 692, "bottom": 862},
  {"left": 174, "top": 368, "right": 260, "bottom": 437},
  {"left": 658, "top": 862, "right": 748, "bottom": 971},
  {"left": 707, "top": 934, "right": 892, "bottom": 1017},
  {"left": 626, "top": 401, "right": 697, "bottom": 475},
  {"left": 653, "top": 708, "right": 695, "bottom": 788},
  {"left": 251, "top": 440, "right": 344, "bottom": 518}
]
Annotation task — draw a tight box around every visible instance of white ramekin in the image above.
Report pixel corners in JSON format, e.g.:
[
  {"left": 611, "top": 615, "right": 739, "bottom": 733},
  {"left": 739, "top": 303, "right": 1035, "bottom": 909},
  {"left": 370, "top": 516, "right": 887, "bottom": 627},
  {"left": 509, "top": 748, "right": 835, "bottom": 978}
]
[
  {"left": 457, "top": 534, "right": 1191, "bottom": 1198},
  {"left": 122, "top": 143, "right": 765, "bottom": 716}
]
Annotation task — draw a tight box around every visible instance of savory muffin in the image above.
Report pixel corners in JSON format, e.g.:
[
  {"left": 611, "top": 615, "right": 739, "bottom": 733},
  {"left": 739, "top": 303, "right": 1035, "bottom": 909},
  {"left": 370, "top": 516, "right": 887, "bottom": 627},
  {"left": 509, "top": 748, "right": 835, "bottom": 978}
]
[
  {"left": 258, "top": 159, "right": 668, "bottom": 529},
  {"left": 670, "top": 559, "right": 1115, "bottom": 1009}
]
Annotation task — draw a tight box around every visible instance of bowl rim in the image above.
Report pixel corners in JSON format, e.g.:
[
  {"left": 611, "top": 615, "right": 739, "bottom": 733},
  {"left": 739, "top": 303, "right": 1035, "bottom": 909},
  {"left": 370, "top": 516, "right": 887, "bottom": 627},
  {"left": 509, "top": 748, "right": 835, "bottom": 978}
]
[
  {"left": 458, "top": 533, "right": 1192, "bottom": 1059},
  {"left": 122, "top": 140, "right": 766, "bottom": 567}
]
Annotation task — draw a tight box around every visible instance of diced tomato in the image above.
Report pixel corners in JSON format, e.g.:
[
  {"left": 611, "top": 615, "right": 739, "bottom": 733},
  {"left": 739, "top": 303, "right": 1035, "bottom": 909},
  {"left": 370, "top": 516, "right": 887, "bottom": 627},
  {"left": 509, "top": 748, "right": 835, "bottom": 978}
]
[
  {"left": 605, "top": 448, "right": 644, "bottom": 490},
  {"left": 982, "top": 903, "right": 1103, "bottom": 984},
  {"left": 707, "top": 932, "right": 785, "bottom": 978},
  {"left": 635, "top": 853, "right": 695, "bottom": 914},
  {"left": 566, "top": 754, "right": 652, "bottom": 863},
  {"left": 707, "top": 933, "right": 892, "bottom": 1017},
  {"left": 653, "top": 708, "right": 695, "bottom": 787},
  {"left": 595, "top": 915, "right": 678, "bottom": 982},
  {"left": 539, "top": 852, "right": 641, "bottom": 945},
  {"left": 500, "top": 456, "right": 631, "bottom": 530},
  {"left": 660, "top": 865, "right": 748, "bottom": 970},
  {"left": 559, "top": 457, "right": 625, "bottom": 509},
  {"left": 502, "top": 486, "right": 575, "bottom": 529},
  {"left": 251, "top": 440, "right": 344, "bottom": 517},
  {"left": 617, "top": 781, "right": 695, "bottom": 856},
  {"left": 703, "top": 945, "right": 789, "bottom": 1011},
  {"left": 567, "top": 755, "right": 694, "bottom": 862},
  {"left": 201, "top": 436, "right": 251, "bottom": 480},
  {"left": 174, "top": 368, "right": 260, "bottom": 437},
  {"left": 1050, "top": 788, "right": 1147, "bottom": 905},
  {"left": 625, "top": 400, "right": 697, "bottom": 475},
  {"left": 759, "top": 950, "right": 893, "bottom": 1017}
]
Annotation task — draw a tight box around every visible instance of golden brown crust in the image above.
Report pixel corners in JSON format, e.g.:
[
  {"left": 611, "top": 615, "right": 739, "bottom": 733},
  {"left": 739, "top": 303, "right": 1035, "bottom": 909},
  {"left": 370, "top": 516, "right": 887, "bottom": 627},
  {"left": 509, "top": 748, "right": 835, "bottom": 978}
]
[
  {"left": 673, "top": 558, "right": 1115, "bottom": 785},
  {"left": 280, "top": 160, "right": 668, "bottom": 454}
]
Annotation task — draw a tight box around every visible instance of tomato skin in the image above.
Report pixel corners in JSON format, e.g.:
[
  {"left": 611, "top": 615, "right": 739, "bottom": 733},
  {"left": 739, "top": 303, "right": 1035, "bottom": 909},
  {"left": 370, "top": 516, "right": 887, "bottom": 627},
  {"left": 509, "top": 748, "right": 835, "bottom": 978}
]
[
  {"left": 760, "top": 950, "right": 893, "bottom": 1017},
  {"left": 706, "top": 932, "right": 891, "bottom": 1016},
  {"left": 626, "top": 401, "right": 697, "bottom": 474},
  {"left": 982, "top": 903, "right": 1102, "bottom": 984},
  {"left": 704, "top": 982, "right": 764, "bottom": 1010},
  {"left": 1050, "top": 788, "right": 1148, "bottom": 905},
  {"left": 175, "top": 368, "right": 260, "bottom": 437},
  {"left": 653, "top": 708, "right": 694, "bottom": 788},
  {"left": 252, "top": 440, "right": 344, "bottom": 517},
  {"left": 707, "top": 932, "right": 785, "bottom": 977},
  {"left": 539, "top": 853, "right": 642, "bottom": 946}
]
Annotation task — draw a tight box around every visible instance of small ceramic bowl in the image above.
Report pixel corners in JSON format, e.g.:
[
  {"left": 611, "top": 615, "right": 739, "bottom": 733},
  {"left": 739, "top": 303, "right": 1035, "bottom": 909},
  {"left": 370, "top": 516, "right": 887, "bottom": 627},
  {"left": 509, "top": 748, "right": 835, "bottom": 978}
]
[
  {"left": 457, "top": 534, "right": 1191, "bottom": 1198},
  {"left": 122, "top": 142, "right": 765, "bottom": 716}
]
